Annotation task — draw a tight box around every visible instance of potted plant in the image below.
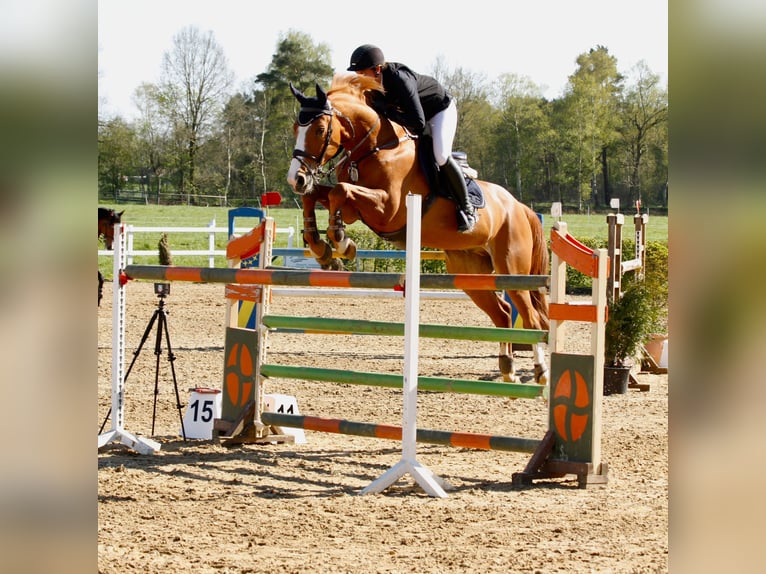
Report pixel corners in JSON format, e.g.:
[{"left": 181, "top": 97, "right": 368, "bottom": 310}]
[{"left": 603, "top": 278, "right": 661, "bottom": 394}]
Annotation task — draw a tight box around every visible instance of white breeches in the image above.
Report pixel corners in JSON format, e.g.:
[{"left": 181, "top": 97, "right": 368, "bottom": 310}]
[{"left": 429, "top": 99, "right": 458, "bottom": 166}]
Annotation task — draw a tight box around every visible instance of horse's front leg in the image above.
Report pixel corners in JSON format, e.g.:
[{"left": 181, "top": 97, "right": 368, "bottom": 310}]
[
  {"left": 326, "top": 208, "right": 356, "bottom": 260},
  {"left": 324, "top": 182, "right": 389, "bottom": 262},
  {"left": 301, "top": 187, "right": 343, "bottom": 270},
  {"left": 98, "top": 270, "right": 104, "bottom": 307}
]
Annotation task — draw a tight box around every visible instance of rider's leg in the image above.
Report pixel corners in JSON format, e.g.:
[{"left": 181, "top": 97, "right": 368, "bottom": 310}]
[
  {"left": 441, "top": 156, "right": 476, "bottom": 232},
  {"left": 430, "top": 101, "right": 476, "bottom": 233}
]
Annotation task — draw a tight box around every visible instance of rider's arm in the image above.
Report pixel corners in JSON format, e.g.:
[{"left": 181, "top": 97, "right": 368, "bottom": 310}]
[{"left": 383, "top": 67, "right": 427, "bottom": 133}]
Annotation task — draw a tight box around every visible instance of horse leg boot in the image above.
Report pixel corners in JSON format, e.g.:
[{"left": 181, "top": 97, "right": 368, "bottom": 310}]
[
  {"left": 441, "top": 156, "right": 476, "bottom": 233},
  {"left": 533, "top": 342, "right": 549, "bottom": 387},
  {"left": 303, "top": 213, "right": 337, "bottom": 269},
  {"left": 328, "top": 209, "right": 357, "bottom": 260}
]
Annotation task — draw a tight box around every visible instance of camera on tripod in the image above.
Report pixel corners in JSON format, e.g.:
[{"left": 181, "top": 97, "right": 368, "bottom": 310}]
[
  {"left": 99, "top": 278, "right": 185, "bottom": 440},
  {"left": 154, "top": 282, "right": 171, "bottom": 297}
]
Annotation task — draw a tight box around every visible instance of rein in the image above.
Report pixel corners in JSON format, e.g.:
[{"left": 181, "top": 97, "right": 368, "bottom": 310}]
[
  {"left": 294, "top": 99, "right": 415, "bottom": 185},
  {"left": 338, "top": 120, "right": 414, "bottom": 183}
]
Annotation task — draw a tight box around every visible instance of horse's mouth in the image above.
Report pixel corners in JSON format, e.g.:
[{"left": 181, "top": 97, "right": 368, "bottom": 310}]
[{"left": 292, "top": 173, "right": 314, "bottom": 196}]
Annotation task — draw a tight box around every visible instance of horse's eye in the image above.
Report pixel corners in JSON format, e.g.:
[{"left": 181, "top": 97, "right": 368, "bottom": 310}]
[{"left": 315, "top": 126, "right": 326, "bottom": 137}]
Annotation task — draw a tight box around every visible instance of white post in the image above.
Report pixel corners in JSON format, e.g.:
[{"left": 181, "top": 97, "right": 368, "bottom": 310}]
[
  {"left": 361, "top": 194, "right": 450, "bottom": 497},
  {"left": 253, "top": 218, "right": 275, "bottom": 434},
  {"left": 589, "top": 248, "right": 608, "bottom": 468},
  {"left": 126, "top": 224, "right": 135, "bottom": 266},
  {"left": 549, "top": 222, "right": 568, "bottom": 353},
  {"left": 98, "top": 223, "right": 161, "bottom": 454},
  {"left": 208, "top": 218, "right": 216, "bottom": 268}
]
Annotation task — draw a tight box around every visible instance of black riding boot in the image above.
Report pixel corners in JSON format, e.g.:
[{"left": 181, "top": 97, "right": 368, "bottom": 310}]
[{"left": 441, "top": 156, "right": 476, "bottom": 232}]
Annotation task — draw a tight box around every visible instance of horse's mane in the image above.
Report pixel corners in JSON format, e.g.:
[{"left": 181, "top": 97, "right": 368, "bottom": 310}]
[{"left": 328, "top": 74, "right": 383, "bottom": 102}]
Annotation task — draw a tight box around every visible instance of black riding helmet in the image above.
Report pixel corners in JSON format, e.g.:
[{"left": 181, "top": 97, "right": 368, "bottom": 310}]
[{"left": 347, "top": 44, "right": 385, "bottom": 71}]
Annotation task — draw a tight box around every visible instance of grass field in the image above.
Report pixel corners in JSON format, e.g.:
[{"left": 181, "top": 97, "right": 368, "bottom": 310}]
[{"left": 98, "top": 204, "right": 668, "bottom": 278}]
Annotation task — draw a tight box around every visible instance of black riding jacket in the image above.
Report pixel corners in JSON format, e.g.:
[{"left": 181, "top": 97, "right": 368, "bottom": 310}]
[{"left": 378, "top": 63, "right": 451, "bottom": 133}]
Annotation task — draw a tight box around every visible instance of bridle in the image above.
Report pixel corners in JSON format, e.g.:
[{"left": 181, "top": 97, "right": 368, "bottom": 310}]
[
  {"left": 292, "top": 98, "right": 412, "bottom": 189},
  {"left": 291, "top": 103, "right": 352, "bottom": 188}
]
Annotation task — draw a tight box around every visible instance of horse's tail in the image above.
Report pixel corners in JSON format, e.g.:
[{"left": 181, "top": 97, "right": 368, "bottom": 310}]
[{"left": 526, "top": 205, "right": 550, "bottom": 330}]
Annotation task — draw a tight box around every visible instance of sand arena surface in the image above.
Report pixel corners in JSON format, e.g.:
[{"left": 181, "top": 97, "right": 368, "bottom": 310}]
[{"left": 98, "top": 281, "right": 667, "bottom": 573}]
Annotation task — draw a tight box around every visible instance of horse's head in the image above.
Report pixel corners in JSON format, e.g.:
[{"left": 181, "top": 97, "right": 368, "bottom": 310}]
[
  {"left": 287, "top": 83, "right": 341, "bottom": 195},
  {"left": 287, "top": 76, "right": 389, "bottom": 195},
  {"left": 98, "top": 208, "right": 124, "bottom": 250}
]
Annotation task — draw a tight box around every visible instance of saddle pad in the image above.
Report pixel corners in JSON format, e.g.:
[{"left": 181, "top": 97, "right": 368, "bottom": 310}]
[{"left": 466, "top": 178, "right": 485, "bottom": 208}]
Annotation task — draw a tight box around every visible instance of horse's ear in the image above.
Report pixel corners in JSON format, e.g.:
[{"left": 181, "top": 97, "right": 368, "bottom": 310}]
[
  {"left": 118, "top": 210, "right": 125, "bottom": 217},
  {"left": 315, "top": 83, "right": 327, "bottom": 102},
  {"left": 289, "top": 82, "right": 307, "bottom": 104}
]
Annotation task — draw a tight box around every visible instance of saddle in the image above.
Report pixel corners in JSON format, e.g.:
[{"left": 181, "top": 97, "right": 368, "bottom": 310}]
[{"left": 417, "top": 135, "right": 485, "bottom": 208}]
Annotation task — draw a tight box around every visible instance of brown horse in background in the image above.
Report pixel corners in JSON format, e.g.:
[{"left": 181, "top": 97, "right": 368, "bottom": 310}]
[
  {"left": 287, "top": 75, "right": 549, "bottom": 384},
  {"left": 98, "top": 207, "right": 123, "bottom": 306}
]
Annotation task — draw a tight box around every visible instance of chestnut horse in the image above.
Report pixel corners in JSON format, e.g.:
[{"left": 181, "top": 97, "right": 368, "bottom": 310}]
[
  {"left": 287, "top": 75, "right": 549, "bottom": 384},
  {"left": 98, "top": 207, "right": 123, "bottom": 306}
]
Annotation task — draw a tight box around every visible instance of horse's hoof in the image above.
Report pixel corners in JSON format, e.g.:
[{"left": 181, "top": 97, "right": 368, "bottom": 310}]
[
  {"left": 325, "top": 258, "right": 344, "bottom": 271},
  {"left": 502, "top": 372, "right": 519, "bottom": 384},
  {"left": 534, "top": 364, "right": 549, "bottom": 386}
]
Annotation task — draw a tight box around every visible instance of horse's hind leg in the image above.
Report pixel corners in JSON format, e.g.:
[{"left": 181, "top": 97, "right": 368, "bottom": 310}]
[
  {"left": 445, "top": 252, "right": 520, "bottom": 381},
  {"left": 98, "top": 271, "right": 104, "bottom": 307},
  {"left": 505, "top": 289, "right": 549, "bottom": 386},
  {"left": 464, "top": 290, "right": 519, "bottom": 382}
]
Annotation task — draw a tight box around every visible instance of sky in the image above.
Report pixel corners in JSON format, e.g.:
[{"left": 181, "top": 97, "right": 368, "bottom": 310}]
[{"left": 98, "top": 0, "right": 668, "bottom": 121}]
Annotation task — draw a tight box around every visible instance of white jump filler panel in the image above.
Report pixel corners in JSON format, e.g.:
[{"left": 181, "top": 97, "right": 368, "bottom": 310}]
[
  {"left": 263, "top": 393, "right": 306, "bottom": 444},
  {"left": 182, "top": 387, "right": 223, "bottom": 439}
]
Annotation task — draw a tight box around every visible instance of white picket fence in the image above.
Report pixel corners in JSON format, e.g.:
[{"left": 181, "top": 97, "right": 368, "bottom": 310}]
[{"left": 97, "top": 222, "right": 297, "bottom": 268}]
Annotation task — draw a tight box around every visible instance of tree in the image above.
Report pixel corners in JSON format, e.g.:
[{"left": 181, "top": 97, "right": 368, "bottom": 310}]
[
  {"left": 617, "top": 61, "right": 668, "bottom": 206},
  {"left": 133, "top": 83, "right": 172, "bottom": 199},
  {"left": 160, "top": 25, "right": 233, "bottom": 203},
  {"left": 98, "top": 117, "right": 139, "bottom": 199},
  {"left": 491, "top": 74, "right": 552, "bottom": 200},
  {"left": 217, "top": 93, "right": 255, "bottom": 204},
  {"left": 433, "top": 63, "right": 497, "bottom": 180},
  {"left": 561, "top": 46, "right": 623, "bottom": 209},
  {"left": 250, "top": 30, "right": 334, "bottom": 201}
]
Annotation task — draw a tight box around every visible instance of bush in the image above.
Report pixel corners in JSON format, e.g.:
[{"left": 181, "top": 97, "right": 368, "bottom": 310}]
[
  {"left": 561, "top": 236, "right": 668, "bottom": 306},
  {"left": 345, "top": 228, "right": 446, "bottom": 274},
  {"left": 644, "top": 241, "right": 669, "bottom": 329},
  {"left": 604, "top": 276, "right": 664, "bottom": 366}
]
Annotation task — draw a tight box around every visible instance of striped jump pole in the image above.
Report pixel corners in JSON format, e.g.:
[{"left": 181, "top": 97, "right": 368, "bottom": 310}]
[
  {"left": 272, "top": 247, "right": 447, "bottom": 261},
  {"left": 261, "top": 412, "right": 541, "bottom": 454},
  {"left": 261, "top": 315, "right": 547, "bottom": 345},
  {"left": 122, "top": 265, "right": 549, "bottom": 292},
  {"left": 259, "top": 364, "right": 545, "bottom": 399}
]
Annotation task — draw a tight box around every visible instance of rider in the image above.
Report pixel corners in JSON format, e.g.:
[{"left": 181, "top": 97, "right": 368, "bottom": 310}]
[{"left": 347, "top": 44, "right": 476, "bottom": 232}]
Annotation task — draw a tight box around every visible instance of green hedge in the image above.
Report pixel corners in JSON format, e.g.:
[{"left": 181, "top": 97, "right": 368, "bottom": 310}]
[{"left": 565, "top": 237, "right": 668, "bottom": 323}]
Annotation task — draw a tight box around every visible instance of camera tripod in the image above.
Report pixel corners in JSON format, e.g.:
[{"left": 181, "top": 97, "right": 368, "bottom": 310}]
[{"left": 99, "top": 289, "right": 186, "bottom": 440}]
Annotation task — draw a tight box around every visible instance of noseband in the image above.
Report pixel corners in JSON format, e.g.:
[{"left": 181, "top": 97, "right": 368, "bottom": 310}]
[
  {"left": 293, "top": 98, "right": 408, "bottom": 188},
  {"left": 291, "top": 105, "right": 346, "bottom": 185}
]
